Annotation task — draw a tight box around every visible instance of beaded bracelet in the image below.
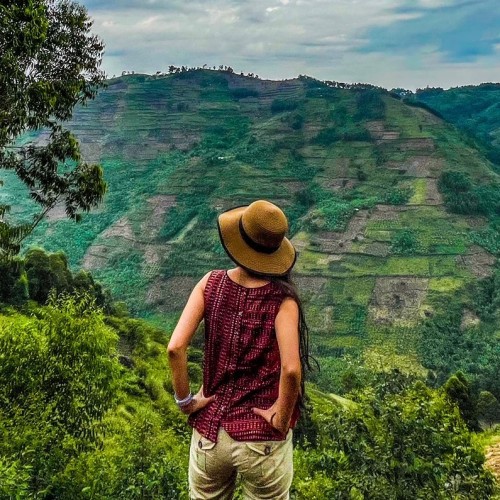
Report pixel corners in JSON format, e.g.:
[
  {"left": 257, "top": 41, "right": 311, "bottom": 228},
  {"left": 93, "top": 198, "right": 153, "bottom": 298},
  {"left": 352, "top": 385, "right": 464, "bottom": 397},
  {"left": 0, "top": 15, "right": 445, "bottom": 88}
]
[{"left": 174, "top": 392, "right": 193, "bottom": 408}]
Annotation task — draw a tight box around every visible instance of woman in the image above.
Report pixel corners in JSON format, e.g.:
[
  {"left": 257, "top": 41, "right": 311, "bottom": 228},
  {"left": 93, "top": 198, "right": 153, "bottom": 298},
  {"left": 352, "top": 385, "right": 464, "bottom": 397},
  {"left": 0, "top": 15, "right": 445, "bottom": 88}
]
[{"left": 167, "top": 200, "right": 311, "bottom": 500}]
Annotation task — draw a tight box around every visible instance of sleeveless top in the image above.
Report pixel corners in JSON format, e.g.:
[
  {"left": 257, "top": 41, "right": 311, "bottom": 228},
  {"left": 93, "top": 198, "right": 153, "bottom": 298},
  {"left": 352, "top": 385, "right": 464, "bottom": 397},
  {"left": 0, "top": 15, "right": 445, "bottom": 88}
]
[{"left": 189, "top": 270, "right": 300, "bottom": 442}]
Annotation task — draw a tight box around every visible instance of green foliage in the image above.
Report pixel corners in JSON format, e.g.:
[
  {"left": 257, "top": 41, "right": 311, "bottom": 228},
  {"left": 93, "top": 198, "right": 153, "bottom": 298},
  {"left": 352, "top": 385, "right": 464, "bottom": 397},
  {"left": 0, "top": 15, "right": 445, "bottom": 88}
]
[
  {"left": 2, "top": 72, "right": 498, "bottom": 444},
  {"left": 0, "top": 248, "right": 113, "bottom": 311},
  {"left": 416, "top": 84, "right": 500, "bottom": 169},
  {"left": 293, "top": 372, "right": 495, "bottom": 499},
  {"left": 11, "top": 270, "right": 30, "bottom": 306},
  {"left": 418, "top": 305, "right": 500, "bottom": 402},
  {"left": 25, "top": 248, "right": 72, "bottom": 303},
  {"left": 0, "top": 0, "right": 106, "bottom": 255},
  {"left": 470, "top": 267, "right": 500, "bottom": 320},
  {"left": 0, "top": 456, "right": 30, "bottom": 499},
  {"left": 271, "top": 98, "right": 300, "bottom": 113},
  {"left": 0, "top": 256, "right": 24, "bottom": 303},
  {"left": 0, "top": 295, "right": 121, "bottom": 496},
  {"left": 402, "top": 98, "right": 444, "bottom": 119},
  {"left": 305, "top": 184, "right": 378, "bottom": 232},
  {"left": 443, "top": 371, "right": 479, "bottom": 431},
  {"left": 230, "top": 88, "right": 259, "bottom": 99},
  {"left": 477, "top": 391, "right": 500, "bottom": 428},
  {"left": 469, "top": 225, "right": 500, "bottom": 255},
  {"left": 314, "top": 126, "right": 371, "bottom": 145},
  {"left": 355, "top": 90, "right": 386, "bottom": 120},
  {"left": 438, "top": 170, "right": 500, "bottom": 234},
  {"left": 383, "top": 186, "right": 413, "bottom": 205},
  {"left": 391, "top": 229, "right": 419, "bottom": 255},
  {"left": 439, "top": 171, "right": 481, "bottom": 215},
  {"left": 287, "top": 188, "right": 315, "bottom": 234},
  {"left": 51, "top": 407, "right": 187, "bottom": 499}
]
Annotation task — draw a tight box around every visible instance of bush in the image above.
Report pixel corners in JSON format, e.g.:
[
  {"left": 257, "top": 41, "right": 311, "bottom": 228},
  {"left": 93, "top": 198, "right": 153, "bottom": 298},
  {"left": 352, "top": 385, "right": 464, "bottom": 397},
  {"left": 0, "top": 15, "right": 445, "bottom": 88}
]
[
  {"left": 383, "top": 186, "right": 413, "bottom": 205},
  {"left": 391, "top": 229, "right": 419, "bottom": 254},
  {"left": 230, "top": 88, "right": 259, "bottom": 99},
  {"left": 437, "top": 171, "right": 500, "bottom": 216},
  {"left": 271, "top": 98, "right": 300, "bottom": 113},
  {"left": 0, "top": 295, "right": 121, "bottom": 496}
]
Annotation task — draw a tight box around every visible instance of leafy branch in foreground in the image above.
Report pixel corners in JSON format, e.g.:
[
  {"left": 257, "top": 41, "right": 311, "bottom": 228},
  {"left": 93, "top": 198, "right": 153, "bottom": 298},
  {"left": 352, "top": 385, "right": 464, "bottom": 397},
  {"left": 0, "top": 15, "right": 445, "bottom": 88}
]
[{"left": 0, "top": 0, "right": 107, "bottom": 255}]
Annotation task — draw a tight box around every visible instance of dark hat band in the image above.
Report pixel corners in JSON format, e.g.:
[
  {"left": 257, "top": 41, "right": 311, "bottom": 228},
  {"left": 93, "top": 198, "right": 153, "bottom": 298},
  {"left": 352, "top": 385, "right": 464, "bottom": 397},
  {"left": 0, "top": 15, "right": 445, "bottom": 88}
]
[{"left": 239, "top": 218, "right": 280, "bottom": 254}]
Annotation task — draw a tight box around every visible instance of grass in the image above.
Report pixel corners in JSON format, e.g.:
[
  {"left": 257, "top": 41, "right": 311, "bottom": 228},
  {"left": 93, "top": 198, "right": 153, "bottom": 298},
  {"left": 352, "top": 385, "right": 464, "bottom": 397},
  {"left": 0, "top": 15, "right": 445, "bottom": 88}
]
[{"left": 409, "top": 179, "right": 427, "bottom": 204}]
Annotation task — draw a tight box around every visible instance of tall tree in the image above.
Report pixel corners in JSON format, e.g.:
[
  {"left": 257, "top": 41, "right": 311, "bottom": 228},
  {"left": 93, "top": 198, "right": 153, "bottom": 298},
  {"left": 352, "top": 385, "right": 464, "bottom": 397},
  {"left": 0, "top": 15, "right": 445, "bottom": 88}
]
[{"left": 0, "top": 0, "right": 106, "bottom": 255}]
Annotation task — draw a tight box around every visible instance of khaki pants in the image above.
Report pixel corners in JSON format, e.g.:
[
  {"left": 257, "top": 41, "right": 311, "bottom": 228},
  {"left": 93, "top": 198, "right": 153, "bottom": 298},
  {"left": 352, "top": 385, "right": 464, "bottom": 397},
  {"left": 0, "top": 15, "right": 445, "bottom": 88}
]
[{"left": 189, "top": 427, "right": 293, "bottom": 500}]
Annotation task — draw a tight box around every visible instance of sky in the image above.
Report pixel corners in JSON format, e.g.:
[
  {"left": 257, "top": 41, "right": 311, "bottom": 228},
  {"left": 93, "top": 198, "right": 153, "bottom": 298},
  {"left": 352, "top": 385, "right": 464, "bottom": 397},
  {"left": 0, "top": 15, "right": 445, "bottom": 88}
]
[{"left": 81, "top": 0, "right": 500, "bottom": 90}]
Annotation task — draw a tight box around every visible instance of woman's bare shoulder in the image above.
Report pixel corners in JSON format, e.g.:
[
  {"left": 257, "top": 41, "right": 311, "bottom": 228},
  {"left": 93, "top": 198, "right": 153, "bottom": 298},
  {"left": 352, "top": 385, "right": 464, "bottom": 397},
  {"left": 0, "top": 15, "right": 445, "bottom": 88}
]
[
  {"left": 277, "top": 296, "right": 299, "bottom": 315},
  {"left": 197, "top": 270, "right": 222, "bottom": 292}
]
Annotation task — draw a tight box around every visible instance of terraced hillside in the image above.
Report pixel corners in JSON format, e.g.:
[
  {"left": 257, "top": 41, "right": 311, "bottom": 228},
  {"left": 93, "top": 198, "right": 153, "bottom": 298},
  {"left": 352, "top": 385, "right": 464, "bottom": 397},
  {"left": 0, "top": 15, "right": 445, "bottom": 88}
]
[{"left": 2, "top": 70, "right": 499, "bottom": 391}]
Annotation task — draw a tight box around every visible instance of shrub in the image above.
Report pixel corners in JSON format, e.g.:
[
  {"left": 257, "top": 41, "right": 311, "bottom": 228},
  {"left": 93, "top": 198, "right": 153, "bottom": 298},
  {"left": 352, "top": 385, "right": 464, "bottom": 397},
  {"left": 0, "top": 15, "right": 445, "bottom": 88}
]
[
  {"left": 230, "top": 88, "right": 259, "bottom": 99},
  {"left": 271, "top": 98, "right": 300, "bottom": 113},
  {"left": 391, "top": 229, "right": 419, "bottom": 254}
]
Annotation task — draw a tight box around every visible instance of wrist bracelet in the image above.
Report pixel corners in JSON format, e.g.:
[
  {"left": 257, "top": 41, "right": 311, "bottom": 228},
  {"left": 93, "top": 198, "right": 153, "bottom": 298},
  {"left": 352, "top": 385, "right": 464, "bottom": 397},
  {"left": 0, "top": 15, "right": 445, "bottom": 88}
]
[{"left": 174, "top": 392, "right": 193, "bottom": 407}]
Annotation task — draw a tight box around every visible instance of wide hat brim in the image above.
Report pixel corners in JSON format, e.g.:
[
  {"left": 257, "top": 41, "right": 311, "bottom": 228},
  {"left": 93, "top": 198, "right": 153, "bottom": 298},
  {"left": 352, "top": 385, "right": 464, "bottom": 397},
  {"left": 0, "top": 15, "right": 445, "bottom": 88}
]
[{"left": 218, "top": 206, "right": 296, "bottom": 276}]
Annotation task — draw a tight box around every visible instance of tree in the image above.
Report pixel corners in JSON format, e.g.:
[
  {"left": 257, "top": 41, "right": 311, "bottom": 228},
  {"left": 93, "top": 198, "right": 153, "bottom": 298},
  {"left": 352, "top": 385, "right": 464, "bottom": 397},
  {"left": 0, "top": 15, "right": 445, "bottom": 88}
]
[
  {"left": 0, "top": 0, "right": 107, "bottom": 256},
  {"left": 443, "top": 371, "right": 479, "bottom": 431},
  {"left": 477, "top": 391, "right": 500, "bottom": 428},
  {"left": 24, "top": 247, "right": 72, "bottom": 302}
]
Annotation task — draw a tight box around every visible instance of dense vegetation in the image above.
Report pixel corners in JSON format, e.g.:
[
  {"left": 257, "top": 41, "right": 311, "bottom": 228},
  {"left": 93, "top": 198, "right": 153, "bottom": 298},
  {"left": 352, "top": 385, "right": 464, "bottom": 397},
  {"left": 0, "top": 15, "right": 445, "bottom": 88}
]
[
  {"left": 413, "top": 84, "right": 500, "bottom": 169},
  {"left": 0, "top": 272, "right": 496, "bottom": 498}
]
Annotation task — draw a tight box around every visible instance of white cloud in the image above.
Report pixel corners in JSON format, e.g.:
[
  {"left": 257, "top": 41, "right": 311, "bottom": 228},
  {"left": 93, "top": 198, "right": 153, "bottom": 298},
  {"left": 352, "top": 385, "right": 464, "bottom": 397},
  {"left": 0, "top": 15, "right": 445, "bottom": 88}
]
[
  {"left": 84, "top": 0, "right": 500, "bottom": 88},
  {"left": 139, "top": 16, "right": 161, "bottom": 26}
]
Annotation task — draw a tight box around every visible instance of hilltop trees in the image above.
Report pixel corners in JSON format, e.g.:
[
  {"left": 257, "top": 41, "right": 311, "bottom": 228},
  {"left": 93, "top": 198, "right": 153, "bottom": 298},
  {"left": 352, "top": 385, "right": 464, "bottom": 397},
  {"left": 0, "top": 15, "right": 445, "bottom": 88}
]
[{"left": 0, "top": 0, "right": 106, "bottom": 256}]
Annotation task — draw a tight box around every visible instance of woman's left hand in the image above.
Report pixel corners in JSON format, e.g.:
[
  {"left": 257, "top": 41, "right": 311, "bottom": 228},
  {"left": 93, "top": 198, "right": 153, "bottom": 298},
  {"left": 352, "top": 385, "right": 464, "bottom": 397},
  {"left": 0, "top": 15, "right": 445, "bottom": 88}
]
[
  {"left": 181, "top": 386, "right": 215, "bottom": 415},
  {"left": 252, "top": 402, "right": 290, "bottom": 435}
]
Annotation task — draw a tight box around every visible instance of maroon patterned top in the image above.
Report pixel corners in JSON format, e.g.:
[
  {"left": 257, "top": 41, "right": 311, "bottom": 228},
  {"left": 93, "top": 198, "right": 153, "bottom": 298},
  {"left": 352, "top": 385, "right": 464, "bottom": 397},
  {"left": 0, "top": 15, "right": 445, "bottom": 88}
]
[{"left": 189, "top": 270, "right": 299, "bottom": 442}]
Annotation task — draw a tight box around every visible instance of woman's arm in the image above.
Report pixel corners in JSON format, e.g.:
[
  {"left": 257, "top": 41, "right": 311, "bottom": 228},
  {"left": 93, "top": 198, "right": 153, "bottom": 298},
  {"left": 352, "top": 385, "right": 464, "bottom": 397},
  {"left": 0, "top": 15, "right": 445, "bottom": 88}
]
[
  {"left": 167, "top": 272, "right": 214, "bottom": 414},
  {"left": 253, "top": 297, "right": 301, "bottom": 434}
]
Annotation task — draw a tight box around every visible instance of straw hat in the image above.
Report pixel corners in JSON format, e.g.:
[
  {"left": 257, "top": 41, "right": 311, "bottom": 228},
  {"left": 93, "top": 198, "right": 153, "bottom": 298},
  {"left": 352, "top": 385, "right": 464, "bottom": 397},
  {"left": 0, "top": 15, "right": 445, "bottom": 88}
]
[{"left": 217, "top": 200, "right": 296, "bottom": 276}]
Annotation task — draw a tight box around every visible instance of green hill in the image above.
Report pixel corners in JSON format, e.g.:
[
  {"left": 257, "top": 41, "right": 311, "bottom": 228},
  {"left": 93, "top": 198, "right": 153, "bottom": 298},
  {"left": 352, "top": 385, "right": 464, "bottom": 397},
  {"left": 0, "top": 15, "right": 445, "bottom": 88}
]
[
  {"left": 2, "top": 70, "right": 499, "bottom": 394},
  {"left": 413, "top": 83, "right": 500, "bottom": 169}
]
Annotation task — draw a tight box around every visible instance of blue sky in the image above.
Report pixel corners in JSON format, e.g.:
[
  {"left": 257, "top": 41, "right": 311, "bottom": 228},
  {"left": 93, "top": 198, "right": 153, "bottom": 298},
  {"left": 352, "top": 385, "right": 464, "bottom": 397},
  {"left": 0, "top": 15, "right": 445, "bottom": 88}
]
[{"left": 81, "top": 0, "right": 500, "bottom": 89}]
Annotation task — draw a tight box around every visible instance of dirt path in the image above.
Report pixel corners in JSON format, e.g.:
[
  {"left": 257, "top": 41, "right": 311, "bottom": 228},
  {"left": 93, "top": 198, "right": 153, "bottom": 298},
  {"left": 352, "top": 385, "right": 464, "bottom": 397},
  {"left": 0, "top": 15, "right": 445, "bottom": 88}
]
[{"left": 486, "top": 440, "right": 500, "bottom": 482}]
